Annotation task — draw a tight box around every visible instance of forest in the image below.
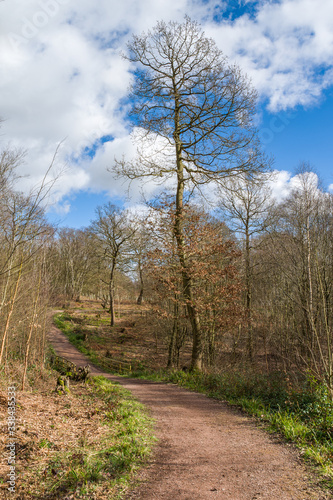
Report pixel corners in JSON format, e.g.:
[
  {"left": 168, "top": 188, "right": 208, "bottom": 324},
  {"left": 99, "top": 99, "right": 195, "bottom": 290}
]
[
  {"left": 1, "top": 18, "right": 333, "bottom": 393},
  {"left": 2, "top": 149, "right": 333, "bottom": 394},
  {"left": 1, "top": 16, "right": 333, "bottom": 499}
]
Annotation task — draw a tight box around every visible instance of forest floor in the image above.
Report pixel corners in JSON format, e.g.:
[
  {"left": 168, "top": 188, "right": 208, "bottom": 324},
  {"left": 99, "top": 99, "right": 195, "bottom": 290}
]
[
  {"left": 47, "top": 300, "right": 332, "bottom": 499},
  {"left": 0, "top": 307, "right": 154, "bottom": 499},
  {"left": 0, "top": 374, "right": 114, "bottom": 499}
]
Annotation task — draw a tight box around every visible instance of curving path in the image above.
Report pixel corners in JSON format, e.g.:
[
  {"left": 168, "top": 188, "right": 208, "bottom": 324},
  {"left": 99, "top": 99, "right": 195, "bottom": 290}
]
[{"left": 48, "top": 323, "right": 329, "bottom": 500}]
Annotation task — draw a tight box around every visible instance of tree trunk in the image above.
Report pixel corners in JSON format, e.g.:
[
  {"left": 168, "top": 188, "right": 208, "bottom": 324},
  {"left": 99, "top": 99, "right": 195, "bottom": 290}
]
[
  {"left": 40, "top": 308, "right": 47, "bottom": 368},
  {"left": 173, "top": 125, "right": 203, "bottom": 371},
  {"left": 0, "top": 259, "right": 23, "bottom": 366},
  {"left": 137, "top": 259, "right": 144, "bottom": 305},
  {"left": 137, "top": 289, "right": 143, "bottom": 305},
  {"left": 109, "top": 265, "right": 115, "bottom": 327},
  {"left": 167, "top": 298, "right": 180, "bottom": 368},
  {"left": 184, "top": 272, "right": 202, "bottom": 371},
  {"left": 167, "top": 317, "right": 177, "bottom": 368},
  {"left": 109, "top": 289, "right": 115, "bottom": 326},
  {"left": 245, "top": 226, "right": 253, "bottom": 361},
  {"left": 22, "top": 267, "right": 42, "bottom": 390}
]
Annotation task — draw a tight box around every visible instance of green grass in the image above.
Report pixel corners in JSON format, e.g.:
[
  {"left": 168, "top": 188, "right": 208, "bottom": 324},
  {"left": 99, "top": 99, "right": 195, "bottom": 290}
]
[
  {"left": 38, "top": 438, "right": 55, "bottom": 449},
  {"left": 54, "top": 311, "right": 333, "bottom": 491},
  {"left": 53, "top": 312, "right": 103, "bottom": 365},
  {"left": 125, "top": 367, "right": 333, "bottom": 489},
  {"left": 53, "top": 312, "right": 144, "bottom": 373},
  {"left": 42, "top": 376, "right": 155, "bottom": 499}
]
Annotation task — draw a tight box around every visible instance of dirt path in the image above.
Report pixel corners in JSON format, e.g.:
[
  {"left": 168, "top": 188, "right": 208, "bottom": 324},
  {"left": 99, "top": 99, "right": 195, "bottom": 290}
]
[{"left": 48, "top": 324, "right": 330, "bottom": 500}]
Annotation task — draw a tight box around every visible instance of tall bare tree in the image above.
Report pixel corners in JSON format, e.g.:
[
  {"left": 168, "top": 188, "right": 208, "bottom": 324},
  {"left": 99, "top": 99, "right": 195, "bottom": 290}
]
[
  {"left": 218, "top": 172, "right": 275, "bottom": 360},
  {"left": 51, "top": 228, "right": 96, "bottom": 301},
  {"left": 115, "top": 17, "right": 265, "bottom": 370},
  {"left": 90, "top": 203, "right": 135, "bottom": 326}
]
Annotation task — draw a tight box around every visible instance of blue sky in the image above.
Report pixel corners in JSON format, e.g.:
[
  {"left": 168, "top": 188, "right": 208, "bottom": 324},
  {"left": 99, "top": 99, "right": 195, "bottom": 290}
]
[
  {"left": 1, "top": 0, "right": 332, "bottom": 228},
  {"left": 260, "top": 91, "right": 333, "bottom": 187}
]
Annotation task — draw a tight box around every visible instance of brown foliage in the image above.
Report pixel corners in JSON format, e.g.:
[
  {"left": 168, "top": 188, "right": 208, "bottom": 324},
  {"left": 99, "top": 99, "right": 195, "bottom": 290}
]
[{"left": 144, "top": 204, "right": 243, "bottom": 368}]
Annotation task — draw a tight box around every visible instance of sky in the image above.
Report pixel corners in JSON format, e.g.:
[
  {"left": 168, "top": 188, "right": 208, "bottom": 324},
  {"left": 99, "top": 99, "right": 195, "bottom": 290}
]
[{"left": 0, "top": 0, "right": 332, "bottom": 228}]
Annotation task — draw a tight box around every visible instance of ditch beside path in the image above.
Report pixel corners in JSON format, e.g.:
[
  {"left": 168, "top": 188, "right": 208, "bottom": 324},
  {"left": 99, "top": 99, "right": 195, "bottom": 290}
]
[{"left": 48, "top": 323, "right": 330, "bottom": 500}]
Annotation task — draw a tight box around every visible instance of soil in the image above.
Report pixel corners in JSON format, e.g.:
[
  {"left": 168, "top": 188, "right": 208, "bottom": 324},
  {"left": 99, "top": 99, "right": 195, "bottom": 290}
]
[{"left": 48, "top": 323, "right": 331, "bottom": 500}]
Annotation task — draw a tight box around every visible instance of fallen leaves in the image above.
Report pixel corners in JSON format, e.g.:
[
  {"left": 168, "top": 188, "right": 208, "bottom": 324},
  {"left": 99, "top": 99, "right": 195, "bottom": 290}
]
[{"left": 0, "top": 379, "right": 112, "bottom": 499}]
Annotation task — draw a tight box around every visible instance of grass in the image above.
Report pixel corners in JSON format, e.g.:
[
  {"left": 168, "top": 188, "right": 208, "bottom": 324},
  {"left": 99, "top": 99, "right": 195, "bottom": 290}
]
[
  {"left": 0, "top": 346, "right": 155, "bottom": 499},
  {"left": 53, "top": 312, "right": 145, "bottom": 373},
  {"left": 41, "top": 376, "right": 155, "bottom": 499},
  {"left": 124, "top": 367, "right": 333, "bottom": 489},
  {"left": 54, "top": 308, "right": 333, "bottom": 492},
  {"left": 53, "top": 313, "right": 103, "bottom": 365}
]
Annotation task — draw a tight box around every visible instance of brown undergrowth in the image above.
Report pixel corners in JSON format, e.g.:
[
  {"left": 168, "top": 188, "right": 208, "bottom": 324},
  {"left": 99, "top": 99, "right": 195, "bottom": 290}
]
[
  {"left": 0, "top": 360, "right": 154, "bottom": 499},
  {"left": 54, "top": 298, "right": 333, "bottom": 495},
  {"left": 53, "top": 298, "right": 193, "bottom": 371},
  {"left": 0, "top": 373, "right": 110, "bottom": 498},
  {"left": 53, "top": 299, "right": 281, "bottom": 375}
]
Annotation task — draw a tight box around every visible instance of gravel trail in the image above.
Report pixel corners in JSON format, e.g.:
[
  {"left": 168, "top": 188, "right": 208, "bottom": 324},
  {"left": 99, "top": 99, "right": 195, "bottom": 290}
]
[{"left": 48, "top": 323, "right": 330, "bottom": 500}]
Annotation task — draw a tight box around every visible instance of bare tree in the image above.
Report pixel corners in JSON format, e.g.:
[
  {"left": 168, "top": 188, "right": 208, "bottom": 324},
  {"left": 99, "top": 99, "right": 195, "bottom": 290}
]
[
  {"left": 0, "top": 190, "right": 53, "bottom": 366},
  {"left": 115, "top": 17, "right": 266, "bottom": 370},
  {"left": 127, "top": 217, "right": 152, "bottom": 305},
  {"left": 90, "top": 203, "right": 135, "bottom": 326},
  {"left": 250, "top": 166, "right": 333, "bottom": 393},
  {"left": 271, "top": 170, "right": 333, "bottom": 377},
  {"left": 218, "top": 172, "right": 275, "bottom": 360},
  {"left": 51, "top": 228, "right": 96, "bottom": 301},
  {"left": 0, "top": 147, "right": 24, "bottom": 194},
  {"left": 144, "top": 202, "right": 242, "bottom": 369},
  {"left": 0, "top": 142, "right": 59, "bottom": 375}
]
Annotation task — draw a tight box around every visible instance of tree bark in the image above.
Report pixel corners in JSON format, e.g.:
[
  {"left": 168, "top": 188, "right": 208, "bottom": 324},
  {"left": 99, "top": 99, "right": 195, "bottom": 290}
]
[
  {"left": 173, "top": 115, "right": 202, "bottom": 371},
  {"left": 137, "top": 259, "right": 144, "bottom": 305},
  {"left": 109, "top": 265, "right": 115, "bottom": 327},
  {"left": 22, "top": 266, "right": 42, "bottom": 390},
  {"left": 173, "top": 89, "right": 203, "bottom": 371},
  {"left": 245, "top": 225, "right": 253, "bottom": 361},
  {"left": 167, "top": 300, "right": 178, "bottom": 368}
]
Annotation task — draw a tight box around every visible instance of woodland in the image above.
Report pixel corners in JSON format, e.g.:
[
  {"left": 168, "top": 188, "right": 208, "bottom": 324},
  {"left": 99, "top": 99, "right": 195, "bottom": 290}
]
[
  {"left": 1, "top": 18, "right": 332, "bottom": 391},
  {"left": 1, "top": 16, "right": 333, "bottom": 497}
]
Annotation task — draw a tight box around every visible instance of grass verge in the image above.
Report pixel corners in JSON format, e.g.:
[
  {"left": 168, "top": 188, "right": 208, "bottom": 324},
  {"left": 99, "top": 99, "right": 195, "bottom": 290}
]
[
  {"left": 54, "top": 310, "right": 333, "bottom": 492},
  {"left": 37, "top": 376, "right": 155, "bottom": 499},
  {"left": 128, "top": 368, "right": 333, "bottom": 490},
  {"left": 53, "top": 312, "right": 115, "bottom": 369},
  {"left": 53, "top": 312, "right": 146, "bottom": 373}
]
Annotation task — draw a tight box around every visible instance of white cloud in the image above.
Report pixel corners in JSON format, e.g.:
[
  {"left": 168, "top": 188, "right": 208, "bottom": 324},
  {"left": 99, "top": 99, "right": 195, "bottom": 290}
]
[
  {"left": 206, "top": 0, "right": 333, "bottom": 111},
  {"left": 52, "top": 200, "right": 71, "bottom": 215},
  {"left": 268, "top": 169, "right": 323, "bottom": 203},
  {"left": 269, "top": 170, "right": 293, "bottom": 201},
  {"left": 125, "top": 203, "right": 150, "bottom": 220},
  {"left": 195, "top": 170, "right": 326, "bottom": 214},
  {"left": 1, "top": 0, "right": 213, "bottom": 207},
  {"left": 0, "top": 0, "right": 333, "bottom": 216}
]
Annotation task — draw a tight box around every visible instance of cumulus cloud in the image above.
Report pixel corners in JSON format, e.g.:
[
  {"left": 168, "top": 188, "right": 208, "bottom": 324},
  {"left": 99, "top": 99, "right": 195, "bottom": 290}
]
[
  {"left": 193, "top": 170, "right": 324, "bottom": 211},
  {"left": 206, "top": 0, "right": 333, "bottom": 111},
  {"left": 268, "top": 169, "right": 324, "bottom": 203},
  {"left": 0, "top": 0, "right": 332, "bottom": 214},
  {"left": 1, "top": 0, "right": 215, "bottom": 209},
  {"left": 268, "top": 170, "right": 293, "bottom": 201}
]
